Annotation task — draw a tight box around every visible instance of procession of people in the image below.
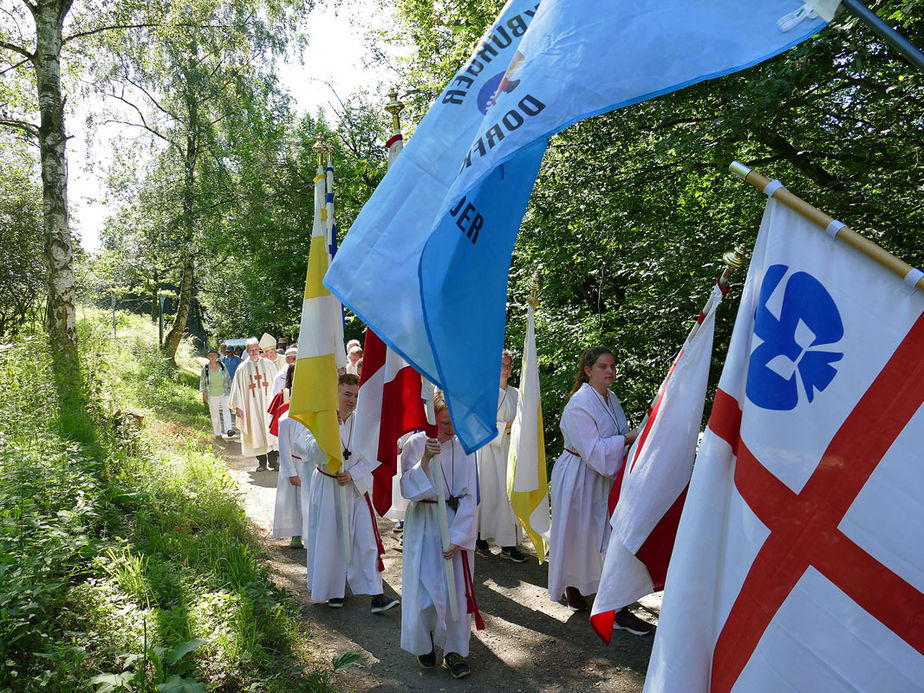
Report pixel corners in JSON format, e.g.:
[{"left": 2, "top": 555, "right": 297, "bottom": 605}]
[{"left": 207, "top": 329, "right": 655, "bottom": 681}]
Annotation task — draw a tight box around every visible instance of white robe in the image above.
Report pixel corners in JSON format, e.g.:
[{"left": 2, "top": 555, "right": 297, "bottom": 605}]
[
  {"left": 305, "top": 412, "right": 382, "bottom": 601},
  {"left": 228, "top": 356, "right": 278, "bottom": 457},
  {"left": 477, "top": 385, "right": 520, "bottom": 546},
  {"left": 263, "top": 354, "right": 285, "bottom": 375},
  {"left": 400, "top": 432, "right": 478, "bottom": 657},
  {"left": 385, "top": 432, "right": 416, "bottom": 522},
  {"left": 548, "top": 383, "right": 629, "bottom": 601},
  {"left": 272, "top": 363, "right": 292, "bottom": 396},
  {"left": 272, "top": 412, "right": 306, "bottom": 538}
]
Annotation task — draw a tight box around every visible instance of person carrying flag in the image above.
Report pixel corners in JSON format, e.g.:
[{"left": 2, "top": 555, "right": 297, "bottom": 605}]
[
  {"left": 304, "top": 373, "right": 399, "bottom": 615},
  {"left": 475, "top": 350, "right": 525, "bottom": 561},
  {"left": 399, "top": 390, "right": 481, "bottom": 679},
  {"left": 548, "top": 348, "right": 653, "bottom": 635}
]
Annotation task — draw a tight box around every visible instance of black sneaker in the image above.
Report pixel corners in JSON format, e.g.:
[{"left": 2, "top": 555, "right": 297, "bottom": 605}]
[
  {"left": 327, "top": 597, "right": 345, "bottom": 608},
  {"left": 443, "top": 652, "right": 470, "bottom": 679},
  {"left": 371, "top": 594, "right": 399, "bottom": 613},
  {"left": 500, "top": 547, "right": 527, "bottom": 563},
  {"left": 565, "top": 586, "right": 588, "bottom": 611},
  {"left": 268, "top": 460, "right": 279, "bottom": 471},
  {"left": 254, "top": 463, "right": 268, "bottom": 472},
  {"left": 392, "top": 521, "right": 404, "bottom": 533},
  {"left": 226, "top": 429, "right": 236, "bottom": 436},
  {"left": 417, "top": 648, "right": 436, "bottom": 668},
  {"left": 613, "top": 607, "right": 655, "bottom": 636},
  {"left": 475, "top": 538, "right": 491, "bottom": 555}
]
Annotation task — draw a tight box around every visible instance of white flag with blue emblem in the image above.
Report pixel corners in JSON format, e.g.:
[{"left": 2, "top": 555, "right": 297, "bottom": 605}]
[
  {"left": 325, "top": 0, "right": 827, "bottom": 452},
  {"left": 646, "top": 197, "right": 924, "bottom": 692}
]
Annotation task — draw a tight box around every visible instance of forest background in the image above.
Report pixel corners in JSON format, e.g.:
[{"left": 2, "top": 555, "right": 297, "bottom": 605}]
[{"left": 2, "top": 0, "right": 922, "bottom": 452}]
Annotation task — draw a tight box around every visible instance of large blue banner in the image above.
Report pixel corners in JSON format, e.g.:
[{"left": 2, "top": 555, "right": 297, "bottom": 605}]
[{"left": 325, "top": 0, "right": 826, "bottom": 453}]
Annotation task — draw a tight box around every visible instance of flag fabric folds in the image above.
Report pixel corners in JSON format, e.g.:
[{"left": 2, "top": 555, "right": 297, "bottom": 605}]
[
  {"left": 506, "top": 300, "right": 550, "bottom": 562},
  {"left": 325, "top": 0, "right": 827, "bottom": 454},
  {"left": 289, "top": 163, "right": 347, "bottom": 473},
  {"left": 590, "top": 283, "right": 723, "bottom": 643},
  {"left": 646, "top": 197, "right": 924, "bottom": 692},
  {"left": 351, "top": 115, "right": 431, "bottom": 516},
  {"left": 353, "top": 329, "right": 429, "bottom": 515}
]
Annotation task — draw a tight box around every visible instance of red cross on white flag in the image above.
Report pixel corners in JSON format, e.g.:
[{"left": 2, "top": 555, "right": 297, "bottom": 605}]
[{"left": 646, "top": 199, "right": 924, "bottom": 692}]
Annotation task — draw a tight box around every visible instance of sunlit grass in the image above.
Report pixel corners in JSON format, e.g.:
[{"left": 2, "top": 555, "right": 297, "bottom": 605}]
[{"left": 0, "top": 307, "right": 341, "bottom": 691}]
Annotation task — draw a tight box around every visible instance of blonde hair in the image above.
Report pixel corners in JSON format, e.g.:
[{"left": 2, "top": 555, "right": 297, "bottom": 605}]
[{"left": 433, "top": 389, "right": 448, "bottom": 414}]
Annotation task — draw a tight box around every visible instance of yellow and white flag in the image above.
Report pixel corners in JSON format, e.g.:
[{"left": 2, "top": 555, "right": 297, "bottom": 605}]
[
  {"left": 507, "top": 300, "right": 550, "bottom": 562},
  {"left": 289, "top": 162, "right": 347, "bottom": 473}
]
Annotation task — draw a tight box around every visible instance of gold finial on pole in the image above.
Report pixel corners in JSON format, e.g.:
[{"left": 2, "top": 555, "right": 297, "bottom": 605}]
[
  {"left": 385, "top": 87, "right": 405, "bottom": 132},
  {"left": 719, "top": 244, "right": 747, "bottom": 286},
  {"left": 313, "top": 132, "right": 326, "bottom": 167},
  {"left": 529, "top": 273, "right": 540, "bottom": 309}
]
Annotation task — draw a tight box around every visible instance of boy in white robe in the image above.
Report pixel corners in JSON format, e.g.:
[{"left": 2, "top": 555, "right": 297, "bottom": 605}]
[
  {"left": 304, "top": 374, "right": 399, "bottom": 614},
  {"left": 476, "top": 350, "right": 524, "bottom": 561},
  {"left": 400, "top": 391, "right": 481, "bottom": 680},
  {"left": 229, "top": 337, "right": 279, "bottom": 471}
]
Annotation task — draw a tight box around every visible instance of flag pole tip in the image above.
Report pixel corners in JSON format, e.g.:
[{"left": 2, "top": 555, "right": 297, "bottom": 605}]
[{"left": 729, "top": 161, "right": 751, "bottom": 180}]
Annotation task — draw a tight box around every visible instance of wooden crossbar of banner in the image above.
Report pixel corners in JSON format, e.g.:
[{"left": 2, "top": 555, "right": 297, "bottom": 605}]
[{"left": 729, "top": 161, "right": 924, "bottom": 294}]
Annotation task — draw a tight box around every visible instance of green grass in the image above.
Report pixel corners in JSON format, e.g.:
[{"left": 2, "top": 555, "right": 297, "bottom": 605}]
[{"left": 0, "top": 308, "right": 349, "bottom": 692}]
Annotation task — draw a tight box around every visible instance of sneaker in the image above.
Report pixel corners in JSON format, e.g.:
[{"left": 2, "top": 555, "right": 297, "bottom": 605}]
[
  {"left": 370, "top": 594, "right": 399, "bottom": 613},
  {"left": 226, "top": 429, "right": 236, "bottom": 436},
  {"left": 289, "top": 536, "right": 303, "bottom": 549},
  {"left": 327, "top": 597, "right": 345, "bottom": 608},
  {"left": 268, "top": 460, "right": 279, "bottom": 471},
  {"left": 392, "top": 521, "right": 404, "bottom": 533},
  {"left": 613, "top": 607, "right": 655, "bottom": 636},
  {"left": 565, "top": 586, "right": 588, "bottom": 611},
  {"left": 417, "top": 648, "right": 436, "bottom": 669},
  {"left": 500, "top": 547, "right": 527, "bottom": 563},
  {"left": 254, "top": 464, "right": 268, "bottom": 472},
  {"left": 475, "top": 538, "right": 491, "bottom": 555},
  {"left": 443, "top": 652, "right": 470, "bottom": 679}
]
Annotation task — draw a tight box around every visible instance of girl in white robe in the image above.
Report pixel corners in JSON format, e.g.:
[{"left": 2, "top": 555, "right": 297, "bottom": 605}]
[
  {"left": 400, "top": 395, "right": 480, "bottom": 677},
  {"left": 548, "top": 348, "right": 638, "bottom": 610}
]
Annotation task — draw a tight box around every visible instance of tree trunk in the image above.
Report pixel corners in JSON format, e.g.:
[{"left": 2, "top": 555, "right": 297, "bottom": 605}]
[
  {"left": 161, "top": 130, "right": 198, "bottom": 359},
  {"left": 32, "top": 0, "right": 78, "bottom": 371}
]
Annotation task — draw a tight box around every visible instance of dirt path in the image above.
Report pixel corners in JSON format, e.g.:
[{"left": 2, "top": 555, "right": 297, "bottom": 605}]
[{"left": 217, "top": 437, "right": 659, "bottom": 692}]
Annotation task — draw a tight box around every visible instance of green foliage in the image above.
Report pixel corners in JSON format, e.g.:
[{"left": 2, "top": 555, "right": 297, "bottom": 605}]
[
  {"left": 0, "top": 309, "right": 342, "bottom": 691},
  {"left": 0, "top": 134, "right": 44, "bottom": 340}
]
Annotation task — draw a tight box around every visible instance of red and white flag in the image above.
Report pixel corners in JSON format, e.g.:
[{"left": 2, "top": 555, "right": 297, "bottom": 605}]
[
  {"left": 646, "top": 197, "right": 924, "bottom": 692},
  {"left": 590, "top": 282, "right": 724, "bottom": 643},
  {"left": 353, "top": 329, "right": 429, "bottom": 515}
]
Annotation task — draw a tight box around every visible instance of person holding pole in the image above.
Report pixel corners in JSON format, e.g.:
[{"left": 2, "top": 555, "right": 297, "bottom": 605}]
[
  {"left": 304, "top": 373, "right": 398, "bottom": 614},
  {"left": 548, "top": 348, "right": 653, "bottom": 635},
  {"left": 399, "top": 390, "right": 481, "bottom": 679}
]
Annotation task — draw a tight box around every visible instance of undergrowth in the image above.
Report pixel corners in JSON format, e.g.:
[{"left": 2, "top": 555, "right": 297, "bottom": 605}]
[{"left": 0, "top": 309, "right": 348, "bottom": 691}]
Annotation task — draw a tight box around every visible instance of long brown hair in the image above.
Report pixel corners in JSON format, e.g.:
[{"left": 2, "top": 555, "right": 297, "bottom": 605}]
[{"left": 570, "top": 347, "right": 614, "bottom": 396}]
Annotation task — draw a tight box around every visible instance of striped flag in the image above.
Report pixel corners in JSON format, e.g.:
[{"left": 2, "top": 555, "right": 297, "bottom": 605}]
[
  {"left": 590, "top": 282, "right": 723, "bottom": 643},
  {"left": 289, "top": 160, "right": 347, "bottom": 472},
  {"left": 507, "top": 300, "right": 550, "bottom": 562}
]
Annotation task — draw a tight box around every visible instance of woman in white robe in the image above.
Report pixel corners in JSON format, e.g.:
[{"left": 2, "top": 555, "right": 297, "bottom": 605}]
[
  {"left": 476, "top": 351, "right": 522, "bottom": 557},
  {"left": 548, "top": 347, "right": 638, "bottom": 611},
  {"left": 400, "top": 393, "right": 479, "bottom": 679}
]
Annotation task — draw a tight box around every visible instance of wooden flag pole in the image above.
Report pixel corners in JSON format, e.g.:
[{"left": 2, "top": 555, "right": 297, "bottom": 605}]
[
  {"left": 729, "top": 161, "right": 924, "bottom": 294},
  {"left": 422, "top": 387, "right": 459, "bottom": 622}
]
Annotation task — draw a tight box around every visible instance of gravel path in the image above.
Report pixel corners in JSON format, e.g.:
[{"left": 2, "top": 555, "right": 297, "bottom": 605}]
[{"left": 217, "top": 436, "right": 659, "bottom": 692}]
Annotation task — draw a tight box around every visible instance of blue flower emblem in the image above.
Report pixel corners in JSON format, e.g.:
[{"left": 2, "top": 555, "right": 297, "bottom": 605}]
[{"left": 746, "top": 265, "right": 844, "bottom": 411}]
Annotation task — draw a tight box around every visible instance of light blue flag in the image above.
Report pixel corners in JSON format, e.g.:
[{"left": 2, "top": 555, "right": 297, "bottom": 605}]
[{"left": 326, "top": 0, "right": 827, "bottom": 453}]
